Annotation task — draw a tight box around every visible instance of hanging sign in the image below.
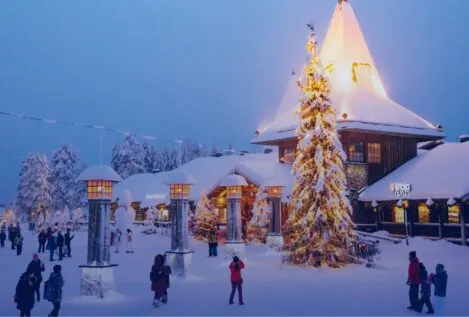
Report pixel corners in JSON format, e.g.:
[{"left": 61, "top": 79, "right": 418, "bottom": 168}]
[{"left": 390, "top": 183, "right": 411, "bottom": 197}]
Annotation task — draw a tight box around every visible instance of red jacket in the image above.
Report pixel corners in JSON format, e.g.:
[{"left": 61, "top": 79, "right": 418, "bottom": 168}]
[
  {"left": 408, "top": 257, "right": 420, "bottom": 285},
  {"left": 229, "top": 260, "right": 245, "bottom": 282}
]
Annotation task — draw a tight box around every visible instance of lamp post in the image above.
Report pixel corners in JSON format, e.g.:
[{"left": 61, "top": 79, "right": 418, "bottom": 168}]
[
  {"left": 219, "top": 174, "right": 247, "bottom": 260},
  {"left": 164, "top": 171, "right": 195, "bottom": 277},
  {"left": 265, "top": 185, "right": 284, "bottom": 250},
  {"left": 397, "top": 199, "right": 409, "bottom": 246},
  {"left": 76, "top": 165, "right": 122, "bottom": 298}
]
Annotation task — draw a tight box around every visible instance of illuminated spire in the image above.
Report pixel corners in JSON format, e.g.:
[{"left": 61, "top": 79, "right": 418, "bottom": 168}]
[{"left": 320, "top": 0, "right": 387, "bottom": 97}]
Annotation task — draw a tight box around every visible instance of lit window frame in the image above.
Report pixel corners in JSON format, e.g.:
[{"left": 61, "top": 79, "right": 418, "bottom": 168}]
[
  {"left": 417, "top": 203, "right": 430, "bottom": 224},
  {"left": 169, "top": 184, "right": 191, "bottom": 200},
  {"left": 348, "top": 142, "right": 365, "bottom": 163},
  {"left": 393, "top": 205, "right": 405, "bottom": 223},
  {"left": 448, "top": 204, "right": 460, "bottom": 224},
  {"left": 367, "top": 143, "right": 382, "bottom": 164},
  {"left": 87, "top": 180, "right": 112, "bottom": 200}
]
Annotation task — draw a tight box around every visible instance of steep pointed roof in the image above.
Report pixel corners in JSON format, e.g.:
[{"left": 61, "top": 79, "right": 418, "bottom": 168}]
[{"left": 253, "top": 0, "right": 444, "bottom": 145}]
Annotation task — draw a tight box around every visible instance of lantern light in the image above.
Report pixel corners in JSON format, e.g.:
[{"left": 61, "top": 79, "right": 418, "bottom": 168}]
[
  {"left": 77, "top": 165, "right": 123, "bottom": 201},
  {"left": 267, "top": 186, "right": 284, "bottom": 198},
  {"left": 218, "top": 174, "right": 248, "bottom": 199},
  {"left": 163, "top": 171, "right": 195, "bottom": 200}
]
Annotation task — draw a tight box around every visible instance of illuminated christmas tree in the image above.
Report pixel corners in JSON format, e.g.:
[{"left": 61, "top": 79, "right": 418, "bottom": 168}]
[
  {"left": 247, "top": 187, "right": 270, "bottom": 244},
  {"left": 194, "top": 190, "right": 218, "bottom": 241},
  {"left": 283, "top": 25, "right": 358, "bottom": 268}
]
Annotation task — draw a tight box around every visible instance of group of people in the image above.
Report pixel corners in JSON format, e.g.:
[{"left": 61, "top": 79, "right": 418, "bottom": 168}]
[
  {"left": 0, "top": 224, "right": 24, "bottom": 255},
  {"left": 37, "top": 228, "right": 74, "bottom": 262},
  {"left": 407, "top": 251, "right": 448, "bottom": 315},
  {"left": 14, "top": 253, "right": 64, "bottom": 317},
  {"left": 110, "top": 227, "right": 134, "bottom": 253},
  {"left": 148, "top": 253, "right": 245, "bottom": 308}
]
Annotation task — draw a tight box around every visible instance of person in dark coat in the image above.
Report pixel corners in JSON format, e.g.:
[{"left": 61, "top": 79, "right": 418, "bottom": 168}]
[
  {"left": 26, "top": 253, "right": 45, "bottom": 302},
  {"left": 417, "top": 264, "right": 434, "bottom": 314},
  {"left": 407, "top": 251, "right": 420, "bottom": 310},
  {"left": 64, "top": 229, "right": 74, "bottom": 257},
  {"left": 48, "top": 234, "right": 57, "bottom": 262},
  {"left": 161, "top": 254, "right": 172, "bottom": 303},
  {"left": 56, "top": 232, "right": 64, "bottom": 261},
  {"left": 38, "top": 231, "right": 47, "bottom": 253},
  {"left": 15, "top": 269, "right": 37, "bottom": 317},
  {"left": 15, "top": 233, "right": 24, "bottom": 256},
  {"left": 150, "top": 254, "right": 166, "bottom": 307},
  {"left": 229, "top": 256, "right": 245, "bottom": 305},
  {"left": 431, "top": 263, "right": 448, "bottom": 316},
  {"left": 0, "top": 226, "right": 6, "bottom": 248},
  {"left": 208, "top": 230, "right": 218, "bottom": 257},
  {"left": 46, "top": 265, "right": 64, "bottom": 317},
  {"left": 9, "top": 225, "right": 17, "bottom": 250}
]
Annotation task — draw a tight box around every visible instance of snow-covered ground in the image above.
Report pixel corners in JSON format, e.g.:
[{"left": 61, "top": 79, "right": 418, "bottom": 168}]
[{"left": 1, "top": 227, "right": 468, "bottom": 316}]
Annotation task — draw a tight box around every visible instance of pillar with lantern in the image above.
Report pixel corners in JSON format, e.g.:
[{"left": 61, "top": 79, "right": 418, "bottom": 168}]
[
  {"left": 164, "top": 171, "right": 195, "bottom": 277},
  {"left": 76, "top": 165, "right": 122, "bottom": 298},
  {"left": 264, "top": 180, "right": 285, "bottom": 250},
  {"left": 218, "top": 174, "right": 248, "bottom": 260}
]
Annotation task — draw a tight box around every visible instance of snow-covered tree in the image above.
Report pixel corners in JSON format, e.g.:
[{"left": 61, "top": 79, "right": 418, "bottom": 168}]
[
  {"left": 15, "top": 153, "right": 52, "bottom": 217},
  {"left": 1, "top": 208, "right": 17, "bottom": 226},
  {"left": 194, "top": 190, "right": 218, "bottom": 241},
  {"left": 50, "top": 144, "right": 84, "bottom": 211},
  {"left": 142, "top": 206, "right": 158, "bottom": 234},
  {"left": 143, "top": 143, "right": 160, "bottom": 173},
  {"left": 111, "top": 135, "right": 145, "bottom": 179},
  {"left": 282, "top": 25, "right": 358, "bottom": 268},
  {"left": 71, "top": 208, "right": 85, "bottom": 231},
  {"left": 247, "top": 187, "right": 270, "bottom": 244}
]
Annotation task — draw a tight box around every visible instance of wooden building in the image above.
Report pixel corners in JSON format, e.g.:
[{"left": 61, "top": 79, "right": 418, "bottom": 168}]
[{"left": 251, "top": 0, "right": 445, "bottom": 228}]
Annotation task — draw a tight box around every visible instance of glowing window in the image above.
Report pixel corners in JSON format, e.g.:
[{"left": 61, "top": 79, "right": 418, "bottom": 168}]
[
  {"left": 448, "top": 204, "right": 460, "bottom": 224},
  {"left": 418, "top": 204, "right": 430, "bottom": 224},
  {"left": 348, "top": 142, "right": 364, "bottom": 163},
  {"left": 169, "top": 184, "right": 190, "bottom": 200},
  {"left": 393, "top": 206, "right": 405, "bottom": 223},
  {"left": 367, "top": 143, "right": 382, "bottom": 163},
  {"left": 283, "top": 148, "right": 295, "bottom": 164}
]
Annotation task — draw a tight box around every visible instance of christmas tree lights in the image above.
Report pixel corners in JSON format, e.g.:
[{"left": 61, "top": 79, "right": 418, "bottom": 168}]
[
  {"left": 282, "top": 25, "right": 358, "bottom": 268},
  {"left": 194, "top": 190, "right": 218, "bottom": 241},
  {"left": 247, "top": 187, "right": 270, "bottom": 244}
]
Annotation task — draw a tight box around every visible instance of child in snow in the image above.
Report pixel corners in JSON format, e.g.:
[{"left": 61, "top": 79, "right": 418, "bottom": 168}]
[
  {"left": 229, "top": 256, "right": 245, "bottom": 305},
  {"left": 430, "top": 264, "right": 448, "bottom": 316},
  {"left": 150, "top": 254, "right": 166, "bottom": 307},
  {"left": 161, "top": 254, "right": 172, "bottom": 303},
  {"left": 126, "top": 229, "right": 134, "bottom": 253},
  {"left": 417, "top": 264, "right": 434, "bottom": 314}
]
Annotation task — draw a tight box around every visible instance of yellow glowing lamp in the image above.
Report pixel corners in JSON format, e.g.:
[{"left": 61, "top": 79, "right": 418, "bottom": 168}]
[
  {"left": 77, "top": 165, "right": 123, "bottom": 201},
  {"left": 267, "top": 186, "right": 284, "bottom": 199},
  {"left": 164, "top": 171, "right": 196, "bottom": 200},
  {"left": 219, "top": 174, "right": 248, "bottom": 199}
]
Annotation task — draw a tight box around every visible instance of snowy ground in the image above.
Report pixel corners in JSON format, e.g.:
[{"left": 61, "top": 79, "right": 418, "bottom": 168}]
[{"left": 1, "top": 227, "right": 468, "bottom": 316}]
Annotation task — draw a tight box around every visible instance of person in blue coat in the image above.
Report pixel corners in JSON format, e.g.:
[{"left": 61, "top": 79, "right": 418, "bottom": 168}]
[{"left": 45, "top": 265, "right": 64, "bottom": 317}]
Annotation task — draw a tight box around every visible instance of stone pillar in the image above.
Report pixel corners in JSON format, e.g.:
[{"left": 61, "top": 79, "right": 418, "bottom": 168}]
[
  {"left": 225, "top": 197, "right": 246, "bottom": 260},
  {"left": 266, "top": 197, "right": 284, "bottom": 250},
  {"left": 165, "top": 199, "right": 193, "bottom": 277},
  {"left": 461, "top": 204, "right": 467, "bottom": 246},
  {"left": 79, "top": 200, "right": 117, "bottom": 298}
]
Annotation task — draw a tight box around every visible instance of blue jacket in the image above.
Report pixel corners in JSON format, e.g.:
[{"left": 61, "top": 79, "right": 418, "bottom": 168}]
[{"left": 432, "top": 271, "right": 448, "bottom": 297}]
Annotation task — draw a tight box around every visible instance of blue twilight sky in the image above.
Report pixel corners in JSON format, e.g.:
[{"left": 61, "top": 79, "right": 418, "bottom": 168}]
[{"left": 1, "top": 0, "right": 469, "bottom": 203}]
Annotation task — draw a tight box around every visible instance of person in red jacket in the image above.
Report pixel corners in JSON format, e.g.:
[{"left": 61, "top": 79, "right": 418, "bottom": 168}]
[
  {"left": 229, "top": 256, "right": 245, "bottom": 305},
  {"left": 407, "top": 251, "right": 421, "bottom": 310}
]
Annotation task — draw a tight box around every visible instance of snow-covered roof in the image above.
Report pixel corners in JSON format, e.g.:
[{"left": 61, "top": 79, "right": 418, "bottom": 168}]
[
  {"left": 163, "top": 171, "right": 195, "bottom": 185},
  {"left": 252, "top": 1, "right": 444, "bottom": 145},
  {"left": 360, "top": 142, "right": 469, "bottom": 201},
  {"left": 218, "top": 174, "right": 248, "bottom": 187},
  {"left": 77, "top": 165, "right": 123, "bottom": 182},
  {"left": 112, "top": 153, "right": 295, "bottom": 207}
]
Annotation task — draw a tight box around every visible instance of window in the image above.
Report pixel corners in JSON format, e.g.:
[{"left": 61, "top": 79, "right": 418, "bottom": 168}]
[
  {"left": 367, "top": 143, "right": 382, "bottom": 163},
  {"left": 448, "top": 204, "right": 460, "bottom": 224},
  {"left": 217, "top": 208, "right": 227, "bottom": 222},
  {"left": 283, "top": 148, "right": 295, "bottom": 164},
  {"left": 418, "top": 204, "right": 430, "bottom": 223},
  {"left": 348, "top": 142, "right": 364, "bottom": 162},
  {"left": 393, "top": 206, "right": 405, "bottom": 223}
]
